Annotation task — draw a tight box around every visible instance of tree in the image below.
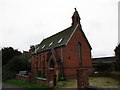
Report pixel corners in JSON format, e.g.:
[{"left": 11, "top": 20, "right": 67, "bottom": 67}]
[
  {"left": 114, "top": 44, "right": 120, "bottom": 71},
  {"left": 7, "top": 52, "right": 31, "bottom": 73},
  {"left": 2, "top": 49, "right": 31, "bottom": 81},
  {"left": 93, "top": 62, "right": 112, "bottom": 72},
  {"left": 2, "top": 47, "right": 22, "bottom": 66}
]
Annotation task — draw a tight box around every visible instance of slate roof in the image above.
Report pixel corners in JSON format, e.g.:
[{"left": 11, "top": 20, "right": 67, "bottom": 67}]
[
  {"left": 40, "top": 26, "right": 74, "bottom": 49},
  {"left": 32, "top": 26, "right": 75, "bottom": 54},
  {"left": 31, "top": 23, "right": 92, "bottom": 54}
]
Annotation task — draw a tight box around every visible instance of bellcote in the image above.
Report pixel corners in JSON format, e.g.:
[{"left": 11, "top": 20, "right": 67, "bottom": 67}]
[{"left": 72, "top": 8, "right": 81, "bottom": 26}]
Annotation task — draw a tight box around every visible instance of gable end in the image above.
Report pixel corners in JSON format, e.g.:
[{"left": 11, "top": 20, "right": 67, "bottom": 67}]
[{"left": 65, "top": 24, "right": 92, "bottom": 50}]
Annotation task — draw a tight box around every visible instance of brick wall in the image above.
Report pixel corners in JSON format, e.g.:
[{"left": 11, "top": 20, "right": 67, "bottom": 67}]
[
  {"left": 35, "top": 77, "right": 46, "bottom": 85},
  {"left": 16, "top": 74, "right": 47, "bottom": 86},
  {"left": 63, "top": 26, "right": 93, "bottom": 79},
  {"left": 16, "top": 69, "right": 56, "bottom": 87},
  {"left": 109, "top": 73, "right": 120, "bottom": 80},
  {"left": 77, "top": 69, "right": 89, "bottom": 88},
  {"left": 16, "top": 74, "right": 28, "bottom": 81}
]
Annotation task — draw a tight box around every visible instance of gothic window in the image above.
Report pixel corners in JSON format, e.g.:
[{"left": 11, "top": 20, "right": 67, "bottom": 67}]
[
  {"left": 49, "top": 59, "right": 55, "bottom": 68},
  {"left": 78, "top": 42, "right": 82, "bottom": 65}
]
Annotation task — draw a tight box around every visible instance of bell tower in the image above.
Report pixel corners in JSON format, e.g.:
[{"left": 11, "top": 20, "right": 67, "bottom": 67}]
[{"left": 72, "top": 8, "right": 81, "bottom": 26}]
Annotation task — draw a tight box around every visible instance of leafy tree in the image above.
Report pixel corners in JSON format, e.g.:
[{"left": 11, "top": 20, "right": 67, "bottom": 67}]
[
  {"left": 114, "top": 44, "right": 120, "bottom": 71},
  {"left": 2, "top": 47, "right": 22, "bottom": 66},
  {"left": 7, "top": 52, "right": 31, "bottom": 73},
  {"left": 94, "top": 63, "right": 112, "bottom": 72},
  {"left": 2, "top": 65, "right": 16, "bottom": 81},
  {"left": 2, "top": 50, "right": 31, "bottom": 81}
]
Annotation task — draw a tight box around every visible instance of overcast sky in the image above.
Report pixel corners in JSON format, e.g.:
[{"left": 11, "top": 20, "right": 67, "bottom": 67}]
[{"left": 0, "top": 0, "right": 119, "bottom": 58}]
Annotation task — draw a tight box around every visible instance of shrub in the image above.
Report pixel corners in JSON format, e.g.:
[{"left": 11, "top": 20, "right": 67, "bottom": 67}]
[
  {"left": 2, "top": 52, "right": 31, "bottom": 81},
  {"left": 35, "top": 71, "right": 41, "bottom": 77},
  {"left": 93, "top": 63, "right": 112, "bottom": 72},
  {"left": 58, "top": 75, "right": 66, "bottom": 81},
  {"left": 2, "top": 65, "right": 16, "bottom": 81}
]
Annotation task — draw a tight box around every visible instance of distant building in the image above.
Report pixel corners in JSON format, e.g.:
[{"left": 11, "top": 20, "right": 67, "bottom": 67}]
[
  {"left": 92, "top": 56, "right": 116, "bottom": 64},
  {"left": 23, "top": 51, "right": 29, "bottom": 54},
  {"left": 29, "top": 8, "right": 93, "bottom": 79},
  {"left": 92, "top": 56, "right": 116, "bottom": 71}
]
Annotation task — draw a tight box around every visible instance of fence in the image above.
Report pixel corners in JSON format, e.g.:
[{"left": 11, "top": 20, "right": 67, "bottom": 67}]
[{"left": 16, "top": 74, "right": 28, "bottom": 81}]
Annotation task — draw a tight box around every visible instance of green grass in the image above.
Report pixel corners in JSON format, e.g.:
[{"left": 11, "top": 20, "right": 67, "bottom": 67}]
[
  {"left": 4, "top": 79, "right": 50, "bottom": 88},
  {"left": 111, "top": 71, "right": 120, "bottom": 75}
]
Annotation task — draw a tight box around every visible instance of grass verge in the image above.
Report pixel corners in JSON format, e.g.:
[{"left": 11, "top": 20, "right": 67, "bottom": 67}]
[
  {"left": 89, "top": 77, "right": 120, "bottom": 88},
  {"left": 111, "top": 71, "right": 120, "bottom": 75},
  {"left": 4, "top": 79, "right": 49, "bottom": 88}
]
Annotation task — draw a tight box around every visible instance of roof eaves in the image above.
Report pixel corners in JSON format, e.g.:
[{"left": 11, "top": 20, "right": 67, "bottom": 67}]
[
  {"left": 34, "top": 44, "right": 66, "bottom": 54},
  {"left": 80, "top": 27, "right": 92, "bottom": 50}
]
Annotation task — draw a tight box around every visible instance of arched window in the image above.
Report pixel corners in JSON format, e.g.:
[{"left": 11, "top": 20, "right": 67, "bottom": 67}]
[
  {"left": 78, "top": 42, "right": 82, "bottom": 65},
  {"left": 49, "top": 59, "right": 55, "bottom": 69}
]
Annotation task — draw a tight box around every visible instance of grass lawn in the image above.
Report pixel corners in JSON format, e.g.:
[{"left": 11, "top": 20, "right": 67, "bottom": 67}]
[
  {"left": 56, "top": 77, "right": 120, "bottom": 88},
  {"left": 56, "top": 80, "right": 77, "bottom": 88},
  {"left": 4, "top": 79, "right": 50, "bottom": 88},
  {"left": 111, "top": 71, "right": 120, "bottom": 75},
  {"left": 89, "top": 77, "right": 120, "bottom": 88}
]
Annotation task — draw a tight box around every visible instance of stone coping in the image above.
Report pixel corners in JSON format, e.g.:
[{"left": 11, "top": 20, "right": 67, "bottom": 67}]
[
  {"left": 36, "top": 77, "right": 46, "bottom": 81},
  {"left": 16, "top": 74, "right": 28, "bottom": 77}
]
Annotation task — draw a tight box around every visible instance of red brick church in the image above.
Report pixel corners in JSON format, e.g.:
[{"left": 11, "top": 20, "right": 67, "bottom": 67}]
[{"left": 29, "top": 8, "right": 93, "bottom": 79}]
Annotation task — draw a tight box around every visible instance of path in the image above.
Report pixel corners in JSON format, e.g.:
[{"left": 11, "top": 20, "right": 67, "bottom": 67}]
[{"left": 2, "top": 82, "right": 21, "bottom": 88}]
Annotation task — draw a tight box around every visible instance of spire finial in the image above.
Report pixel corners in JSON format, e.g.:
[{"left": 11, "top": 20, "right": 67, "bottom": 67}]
[
  {"left": 72, "top": 8, "right": 80, "bottom": 26},
  {"left": 74, "top": 8, "right": 77, "bottom": 11}
]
